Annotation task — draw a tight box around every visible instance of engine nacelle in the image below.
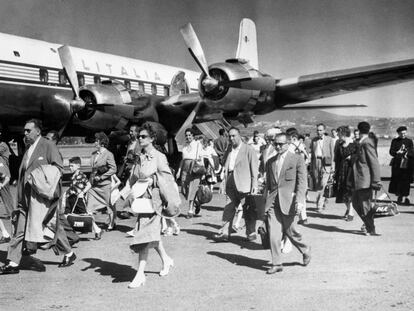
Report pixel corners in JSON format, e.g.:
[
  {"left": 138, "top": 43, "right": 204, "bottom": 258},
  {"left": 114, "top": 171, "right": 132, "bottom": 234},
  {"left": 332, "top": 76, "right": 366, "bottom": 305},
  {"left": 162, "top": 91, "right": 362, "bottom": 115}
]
[
  {"left": 200, "top": 61, "right": 273, "bottom": 118},
  {"left": 75, "top": 82, "right": 158, "bottom": 130}
]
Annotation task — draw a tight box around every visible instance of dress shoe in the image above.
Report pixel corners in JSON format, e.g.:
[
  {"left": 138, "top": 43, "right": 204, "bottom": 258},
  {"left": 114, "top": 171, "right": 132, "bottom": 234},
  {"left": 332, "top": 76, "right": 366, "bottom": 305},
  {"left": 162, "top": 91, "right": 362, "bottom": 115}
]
[
  {"left": 303, "top": 248, "right": 311, "bottom": 266},
  {"left": 128, "top": 274, "right": 146, "bottom": 288},
  {"left": 346, "top": 215, "right": 354, "bottom": 222},
  {"left": 94, "top": 230, "right": 103, "bottom": 240},
  {"left": 213, "top": 233, "right": 229, "bottom": 242},
  {"left": 0, "top": 264, "right": 20, "bottom": 275},
  {"left": 194, "top": 204, "right": 201, "bottom": 215},
  {"left": 118, "top": 211, "right": 131, "bottom": 219},
  {"left": 159, "top": 258, "right": 174, "bottom": 276},
  {"left": 0, "top": 236, "right": 11, "bottom": 244},
  {"left": 368, "top": 230, "right": 381, "bottom": 236},
  {"left": 298, "top": 219, "right": 309, "bottom": 225},
  {"left": 173, "top": 225, "right": 180, "bottom": 236},
  {"left": 246, "top": 233, "right": 257, "bottom": 242},
  {"left": 58, "top": 253, "right": 77, "bottom": 268},
  {"left": 267, "top": 265, "right": 283, "bottom": 274},
  {"left": 186, "top": 211, "right": 194, "bottom": 219},
  {"left": 397, "top": 196, "right": 403, "bottom": 205},
  {"left": 404, "top": 198, "right": 411, "bottom": 206}
]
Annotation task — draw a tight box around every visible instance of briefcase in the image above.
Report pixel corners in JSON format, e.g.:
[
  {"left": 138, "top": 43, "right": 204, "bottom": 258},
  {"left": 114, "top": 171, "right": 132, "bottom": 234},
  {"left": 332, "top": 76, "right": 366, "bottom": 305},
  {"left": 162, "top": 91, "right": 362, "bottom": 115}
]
[{"left": 258, "top": 219, "right": 270, "bottom": 249}]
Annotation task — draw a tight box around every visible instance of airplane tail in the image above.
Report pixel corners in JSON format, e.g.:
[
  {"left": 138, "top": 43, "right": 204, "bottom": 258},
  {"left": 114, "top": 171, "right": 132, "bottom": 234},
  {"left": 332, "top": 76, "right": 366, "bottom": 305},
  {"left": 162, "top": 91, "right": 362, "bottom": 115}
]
[{"left": 236, "top": 18, "right": 259, "bottom": 70}]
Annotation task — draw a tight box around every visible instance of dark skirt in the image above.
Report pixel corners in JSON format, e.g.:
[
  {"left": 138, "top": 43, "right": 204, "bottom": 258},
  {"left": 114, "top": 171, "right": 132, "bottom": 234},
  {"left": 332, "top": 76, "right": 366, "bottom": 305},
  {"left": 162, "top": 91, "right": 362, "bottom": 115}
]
[
  {"left": 389, "top": 166, "right": 412, "bottom": 197},
  {"left": 180, "top": 159, "right": 201, "bottom": 201}
]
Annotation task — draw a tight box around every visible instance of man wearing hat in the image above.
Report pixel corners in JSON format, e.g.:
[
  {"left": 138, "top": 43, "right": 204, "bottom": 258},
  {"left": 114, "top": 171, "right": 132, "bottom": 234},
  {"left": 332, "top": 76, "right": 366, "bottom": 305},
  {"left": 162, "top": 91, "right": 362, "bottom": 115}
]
[
  {"left": 388, "top": 126, "right": 413, "bottom": 205},
  {"left": 351, "top": 121, "right": 381, "bottom": 236}
]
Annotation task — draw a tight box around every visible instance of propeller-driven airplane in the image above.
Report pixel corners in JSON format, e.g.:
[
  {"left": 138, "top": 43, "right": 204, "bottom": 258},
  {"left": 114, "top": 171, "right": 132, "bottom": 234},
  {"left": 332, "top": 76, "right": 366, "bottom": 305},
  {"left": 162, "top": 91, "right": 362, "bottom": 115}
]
[{"left": 1, "top": 18, "right": 414, "bottom": 152}]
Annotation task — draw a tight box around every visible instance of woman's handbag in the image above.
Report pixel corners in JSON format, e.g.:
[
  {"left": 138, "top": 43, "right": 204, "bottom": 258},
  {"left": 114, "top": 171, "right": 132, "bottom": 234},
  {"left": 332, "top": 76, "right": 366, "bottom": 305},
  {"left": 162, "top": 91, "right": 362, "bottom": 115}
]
[
  {"left": 191, "top": 143, "right": 206, "bottom": 176},
  {"left": 130, "top": 181, "right": 155, "bottom": 214},
  {"left": 194, "top": 184, "right": 213, "bottom": 205},
  {"left": 372, "top": 188, "right": 399, "bottom": 217},
  {"left": 323, "top": 172, "right": 336, "bottom": 198},
  {"left": 66, "top": 197, "right": 93, "bottom": 233}
]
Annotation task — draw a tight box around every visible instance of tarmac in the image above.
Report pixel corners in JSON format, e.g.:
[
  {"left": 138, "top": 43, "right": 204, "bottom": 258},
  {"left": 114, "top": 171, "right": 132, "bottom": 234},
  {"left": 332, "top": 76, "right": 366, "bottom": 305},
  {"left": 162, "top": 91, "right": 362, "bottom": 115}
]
[{"left": 0, "top": 181, "right": 413, "bottom": 311}]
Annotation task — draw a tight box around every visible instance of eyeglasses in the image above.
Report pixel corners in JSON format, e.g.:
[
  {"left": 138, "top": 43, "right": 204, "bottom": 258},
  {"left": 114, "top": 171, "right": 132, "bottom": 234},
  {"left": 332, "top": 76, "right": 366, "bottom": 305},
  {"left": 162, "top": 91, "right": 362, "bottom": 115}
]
[{"left": 138, "top": 135, "right": 149, "bottom": 139}]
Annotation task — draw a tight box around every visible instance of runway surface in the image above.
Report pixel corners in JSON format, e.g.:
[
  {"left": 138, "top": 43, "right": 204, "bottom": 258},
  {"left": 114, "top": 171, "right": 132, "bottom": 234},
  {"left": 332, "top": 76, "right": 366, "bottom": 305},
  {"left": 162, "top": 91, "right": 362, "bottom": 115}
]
[{"left": 0, "top": 182, "right": 413, "bottom": 311}]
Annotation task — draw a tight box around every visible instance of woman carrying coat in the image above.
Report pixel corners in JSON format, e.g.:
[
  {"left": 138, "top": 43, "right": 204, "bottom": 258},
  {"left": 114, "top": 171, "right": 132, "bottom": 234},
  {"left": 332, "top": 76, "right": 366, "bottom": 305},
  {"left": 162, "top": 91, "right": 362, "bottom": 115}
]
[
  {"left": 87, "top": 132, "right": 117, "bottom": 235},
  {"left": 128, "top": 123, "right": 179, "bottom": 288}
]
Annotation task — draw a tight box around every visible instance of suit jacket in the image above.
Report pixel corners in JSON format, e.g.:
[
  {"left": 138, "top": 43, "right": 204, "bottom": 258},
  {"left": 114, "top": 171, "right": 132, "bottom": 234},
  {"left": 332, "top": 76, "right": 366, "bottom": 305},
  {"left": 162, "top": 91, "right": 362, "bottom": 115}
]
[
  {"left": 223, "top": 143, "right": 258, "bottom": 193},
  {"left": 17, "top": 137, "right": 63, "bottom": 242},
  {"left": 352, "top": 136, "right": 381, "bottom": 190},
  {"left": 310, "top": 135, "right": 335, "bottom": 169},
  {"left": 17, "top": 137, "right": 63, "bottom": 206},
  {"left": 264, "top": 151, "right": 306, "bottom": 215},
  {"left": 90, "top": 148, "right": 117, "bottom": 186}
]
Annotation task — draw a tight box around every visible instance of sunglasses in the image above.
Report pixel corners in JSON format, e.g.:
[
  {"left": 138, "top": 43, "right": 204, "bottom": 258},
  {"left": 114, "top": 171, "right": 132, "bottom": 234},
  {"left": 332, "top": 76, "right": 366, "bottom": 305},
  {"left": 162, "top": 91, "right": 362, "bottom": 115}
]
[
  {"left": 273, "top": 142, "right": 286, "bottom": 146},
  {"left": 138, "top": 135, "right": 149, "bottom": 139}
]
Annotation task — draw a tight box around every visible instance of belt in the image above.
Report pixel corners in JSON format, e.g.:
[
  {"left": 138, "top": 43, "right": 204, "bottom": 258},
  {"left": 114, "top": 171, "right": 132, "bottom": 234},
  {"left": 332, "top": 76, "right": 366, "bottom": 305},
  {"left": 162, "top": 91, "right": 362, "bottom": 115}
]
[
  {"left": 316, "top": 156, "right": 323, "bottom": 159},
  {"left": 228, "top": 170, "right": 233, "bottom": 174}
]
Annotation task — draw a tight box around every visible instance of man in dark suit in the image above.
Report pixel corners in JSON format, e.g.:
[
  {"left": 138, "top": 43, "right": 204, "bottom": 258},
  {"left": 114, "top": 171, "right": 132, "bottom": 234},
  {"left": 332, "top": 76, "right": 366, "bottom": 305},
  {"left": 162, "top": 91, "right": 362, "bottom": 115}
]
[
  {"left": 310, "top": 123, "right": 335, "bottom": 211},
  {"left": 351, "top": 121, "right": 381, "bottom": 236},
  {"left": 0, "top": 119, "right": 72, "bottom": 274},
  {"left": 213, "top": 128, "right": 229, "bottom": 166},
  {"left": 264, "top": 133, "right": 311, "bottom": 274},
  {"left": 214, "top": 127, "right": 259, "bottom": 242}
]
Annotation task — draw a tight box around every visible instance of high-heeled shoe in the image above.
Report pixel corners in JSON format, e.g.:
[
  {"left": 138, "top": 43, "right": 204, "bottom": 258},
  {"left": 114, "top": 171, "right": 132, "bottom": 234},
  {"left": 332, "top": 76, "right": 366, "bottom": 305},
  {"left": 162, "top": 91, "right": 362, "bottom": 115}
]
[
  {"left": 128, "top": 274, "right": 146, "bottom": 288},
  {"left": 159, "top": 258, "right": 174, "bottom": 276}
]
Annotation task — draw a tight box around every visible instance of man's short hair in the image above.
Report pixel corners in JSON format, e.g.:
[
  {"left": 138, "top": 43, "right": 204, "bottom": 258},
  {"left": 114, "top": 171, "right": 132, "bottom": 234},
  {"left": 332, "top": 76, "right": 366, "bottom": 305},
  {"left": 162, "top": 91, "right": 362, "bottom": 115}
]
[
  {"left": 316, "top": 123, "right": 325, "bottom": 129},
  {"left": 253, "top": 130, "right": 259, "bottom": 136},
  {"left": 286, "top": 127, "right": 298, "bottom": 137},
  {"left": 219, "top": 128, "right": 226, "bottom": 136},
  {"left": 357, "top": 121, "right": 371, "bottom": 134},
  {"left": 26, "top": 118, "right": 42, "bottom": 131},
  {"left": 228, "top": 127, "right": 240, "bottom": 134},
  {"left": 47, "top": 130, "right": 59, "bottom": 141},
  {"left": 275, "top": 132, "right": 287, "bottom": 140},
  {"left": 397, "top": 126, "right": 407, "bottom": 133},
  {"left": 69, "top": 156, "right": 82, "bottom": 165}
]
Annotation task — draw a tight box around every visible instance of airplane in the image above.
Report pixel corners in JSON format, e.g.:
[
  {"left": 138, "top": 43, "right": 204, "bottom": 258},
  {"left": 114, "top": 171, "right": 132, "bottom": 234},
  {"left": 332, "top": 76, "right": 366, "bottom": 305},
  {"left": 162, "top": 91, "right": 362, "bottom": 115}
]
[{"left": 1, "top": 18, "right": 414, "bottom": 154}]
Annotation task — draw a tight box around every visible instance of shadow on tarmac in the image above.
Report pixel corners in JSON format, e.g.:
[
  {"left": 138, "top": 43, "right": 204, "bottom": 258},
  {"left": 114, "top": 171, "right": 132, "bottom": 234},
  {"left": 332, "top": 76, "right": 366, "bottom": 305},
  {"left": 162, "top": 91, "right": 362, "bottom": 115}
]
[
  {"left": 305, "top": 223, "right": 364, "bottom": 235},
  {"left": 207, "top": 251, "right": 269, "bottom": 271},
  {"left": 81, "top": 258, "right": 136, "bottom": 283},
  {"left": 307, "top": 211, "right": 344, "bottom": 220}
]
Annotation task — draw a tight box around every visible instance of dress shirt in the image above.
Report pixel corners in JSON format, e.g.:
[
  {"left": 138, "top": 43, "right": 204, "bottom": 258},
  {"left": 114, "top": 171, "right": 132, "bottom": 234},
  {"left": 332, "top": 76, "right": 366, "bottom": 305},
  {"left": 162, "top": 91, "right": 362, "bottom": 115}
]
[
  {"left": 315, "top": 137, "right": 323, "bottom": 158},
  {"left": 228, "top": 144, "right": 242, "bottom": 171},
  {"left": 26, "top": 136, "right": 41, "bottom": 168},
  {"left": 182, "top": 140, "right": 200, "bottom": 160},
  {"left": 275, "top": 150, "right": 289, "bottom": 181}
]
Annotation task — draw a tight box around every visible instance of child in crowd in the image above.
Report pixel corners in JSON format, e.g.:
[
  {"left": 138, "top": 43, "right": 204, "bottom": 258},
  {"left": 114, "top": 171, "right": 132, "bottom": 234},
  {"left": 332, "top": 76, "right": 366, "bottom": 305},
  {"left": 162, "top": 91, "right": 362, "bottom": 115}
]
[{"left": 65, "top": 157, "right": 102, "bottom": 239}]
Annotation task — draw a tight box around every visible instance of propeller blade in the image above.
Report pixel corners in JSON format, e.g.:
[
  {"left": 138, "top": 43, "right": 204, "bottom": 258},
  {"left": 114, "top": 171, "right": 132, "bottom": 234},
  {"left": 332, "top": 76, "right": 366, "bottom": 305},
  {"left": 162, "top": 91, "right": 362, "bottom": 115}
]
[
  {"left": 175, "top": 101, "right": 203, "bottom": 151},
  {"left": 161, "top": 93, "right": 201, "bottom": 106},
  {"left": 221, "top": 77, "right": 276, "bottom": 91},
  {"left": 180, "top": 23, "right": 210, "bottom": 78},
  {"left": 58, "top": 45, "right": 80, "bottom": 99},
  {"left": 57, "top": 111, "right": 76, "bottom": 141}
]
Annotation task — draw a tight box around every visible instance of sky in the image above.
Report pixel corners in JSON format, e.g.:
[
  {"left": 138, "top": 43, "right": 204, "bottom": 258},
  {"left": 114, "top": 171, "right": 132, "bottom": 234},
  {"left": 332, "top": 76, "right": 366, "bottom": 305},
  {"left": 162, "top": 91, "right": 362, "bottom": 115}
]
[{"left": 1, "top": 0, "right": 414, "bottom": 117}]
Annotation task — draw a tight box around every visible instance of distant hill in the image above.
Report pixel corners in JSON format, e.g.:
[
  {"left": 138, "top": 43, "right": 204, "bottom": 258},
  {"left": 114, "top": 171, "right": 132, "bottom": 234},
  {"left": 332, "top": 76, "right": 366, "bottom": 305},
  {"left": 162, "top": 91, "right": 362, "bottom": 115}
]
[{"left": 246, "top": 110, "right": 414, "bottom": 137}]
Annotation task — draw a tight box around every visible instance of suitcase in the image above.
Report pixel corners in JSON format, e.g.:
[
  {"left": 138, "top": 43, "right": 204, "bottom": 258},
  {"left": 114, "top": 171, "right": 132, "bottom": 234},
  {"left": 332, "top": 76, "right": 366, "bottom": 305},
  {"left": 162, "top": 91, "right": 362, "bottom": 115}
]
[{"left": 372, "top": 189, "right": 399, "bottom": 217}]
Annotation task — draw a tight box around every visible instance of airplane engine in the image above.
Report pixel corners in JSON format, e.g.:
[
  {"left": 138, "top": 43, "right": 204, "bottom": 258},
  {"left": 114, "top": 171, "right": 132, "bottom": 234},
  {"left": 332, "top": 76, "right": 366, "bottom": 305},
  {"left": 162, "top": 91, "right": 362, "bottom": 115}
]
[
  {"left": 74, "top": 82, "right": 158, "bottom": 131},
  {"left": 200, "top": 60, "right": 275, "bottom": 119}
]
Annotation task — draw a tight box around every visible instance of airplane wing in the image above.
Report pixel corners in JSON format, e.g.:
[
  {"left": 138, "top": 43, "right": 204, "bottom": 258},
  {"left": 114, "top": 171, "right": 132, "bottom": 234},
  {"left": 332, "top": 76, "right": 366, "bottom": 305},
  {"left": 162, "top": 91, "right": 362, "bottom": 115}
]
[{"left": 275, "top": 59, "right": 414, "bottom": 104}]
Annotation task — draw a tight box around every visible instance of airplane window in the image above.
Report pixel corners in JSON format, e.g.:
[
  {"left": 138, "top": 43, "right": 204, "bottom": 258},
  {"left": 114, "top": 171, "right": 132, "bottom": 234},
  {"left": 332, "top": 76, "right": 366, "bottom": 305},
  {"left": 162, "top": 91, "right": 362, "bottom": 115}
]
[
  {"left": 94, "top": 76, "right": 101, "bottom": 84},
  {"left": 78, "top": 74, "right": 85, "bottom": 86},
  {"left": 151, "top": 84, "right": 157, "bottom": 95},
  {"left": 139, "top": 82, "right": 145, "bottom": 94},
  {"left": 39, "top": 68, "right": 48, "bottom": 83},
  {"left": 124, "top": 80, "right": 131, "bottom": 89},
  {"left": 58, "top": 71, "right": 67, "bottom": 85},
  {"left": 13, "top": 51, "right": 20, "bottom": 57},
  {"left": 164, "top": 86, "right": 169, "bottom": 96}
]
